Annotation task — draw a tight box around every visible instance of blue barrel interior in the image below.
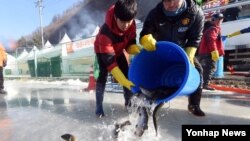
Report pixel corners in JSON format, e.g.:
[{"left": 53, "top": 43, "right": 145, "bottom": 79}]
[{"left": 129, "top": 41, "right": 200, "bottom": 104}]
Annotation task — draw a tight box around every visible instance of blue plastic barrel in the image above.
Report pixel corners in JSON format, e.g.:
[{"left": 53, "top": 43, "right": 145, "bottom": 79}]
[{"left": 129, "top": 41, "right": 200, "bottom": 104}]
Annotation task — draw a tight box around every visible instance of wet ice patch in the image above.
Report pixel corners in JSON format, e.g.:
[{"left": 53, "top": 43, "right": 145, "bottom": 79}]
[{"left": 14, "top": 79, "right": 87, "bottom": 86}]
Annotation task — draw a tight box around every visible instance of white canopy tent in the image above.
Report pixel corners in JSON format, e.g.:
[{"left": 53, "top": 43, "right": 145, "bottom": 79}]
[
  {"left": 4, "top": 54, "right": 18, "bottom": 75},
  {"left": 59, "top": 33, "right": 71, "bottom": 44},
  {"left": 17, "top": 49, "right": 29, "bottom": 62},
  {"left": 44, "top": 40, "right": 53, "bottom": 48},
  {"left": 16, "top": 49, "right": 29, "bottom": 75},
  {"left": 26, "top": 46, "right": 39, "bottom": 61}
]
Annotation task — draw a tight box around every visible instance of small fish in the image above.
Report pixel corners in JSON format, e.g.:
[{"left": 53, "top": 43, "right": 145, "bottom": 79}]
[
  {"left": 61, "top": 133, "right": 76, "bottom": 141},
  {"left": 152, "top": 103, "right": 164, "bottom": 136},
  {"left": 112, "top": 120, "right": 131, "bottom": 138},
  {"left": 140, "top": 86, "right": 177, "bottom": 100},
  {"left": 134, "top": 107, "right": 148, "bottom": 137},
  {"left": 138, "top": 87, "right": 177, "bottom": 136}
]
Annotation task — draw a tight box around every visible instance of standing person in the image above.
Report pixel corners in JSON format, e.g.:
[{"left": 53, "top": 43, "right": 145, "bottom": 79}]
[
  {"left": 198, "top": 13, "right": 225, "bottom": 90},
  {"left": 0, "top": 43, "right": 7, "bottom": 94},
  {"left": 94, "top": 0, "right": 140, "bottom": 117},
  {"left": 140, "top": 0, "right": 205, "bottom": 116}
]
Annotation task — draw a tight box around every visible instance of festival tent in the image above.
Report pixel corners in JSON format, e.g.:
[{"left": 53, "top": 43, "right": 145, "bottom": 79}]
[
  {"left": 17, "top": 49, "right": 29, "bottom": 75},
  {"left": 4, "top": 54, "right": 18, "bottom": 75},
  {"left": 59, "top": 33, "right": 71, "bottom": 44},
  {"left": 44, "top": 40, "right": 53, "bottom": 48}
]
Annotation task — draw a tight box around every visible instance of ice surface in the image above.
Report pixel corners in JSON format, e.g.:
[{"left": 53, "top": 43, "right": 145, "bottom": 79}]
[{"left": 0, "top": 79, "right": 250, "bottom": 141}]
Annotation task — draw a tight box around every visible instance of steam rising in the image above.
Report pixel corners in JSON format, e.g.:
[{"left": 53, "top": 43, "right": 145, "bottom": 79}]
[{"left": 49, "top": 0, "right": 161, "bottom": 44}]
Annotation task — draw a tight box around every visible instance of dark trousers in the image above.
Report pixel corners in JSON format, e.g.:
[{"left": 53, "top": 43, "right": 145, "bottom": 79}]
[
  {"left": 188, "top": 57, "right": 203, "bottom": 106},
  {"left": 198, "top": 55, "right": 216, "bottom": 87},
  {"left": 95, "top": 53, "right": 132, "bottom": 115},
  {"left": 0, "top": 67, "right": 4, "bottom": 89}
]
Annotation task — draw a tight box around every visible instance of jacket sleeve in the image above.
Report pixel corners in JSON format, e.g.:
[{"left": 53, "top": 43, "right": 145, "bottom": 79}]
[
  {"left": 139, "top": 9, "right": 157, "bottom": 39},
  {"left": 0, "top": 44, "right": 7, "bottom": 67},
  {"left": 98, "top": 53, "right": 117, "bottom": 71},
  {"left": 3, "top": 50, "right": 7, "bottom": 62},
  {"left": 95, "top": 35, "right": 117, "bottom": 71},
  {"left": 126, "top": 25, "right": 137, "bottom": 47},
  {"left": 185, "top": 8, "right": 204, "bottom": 48},
  {"left": 125, "top": 23, "right": 138, "bottom": 53}
]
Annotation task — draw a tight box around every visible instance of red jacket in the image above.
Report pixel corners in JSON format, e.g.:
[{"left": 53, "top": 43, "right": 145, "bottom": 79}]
[
  {"left": 198, "top": 25, "right": 224, "bottom": 56},
  {"left": 0, "top": 43, "right": 7, "bottom": 67},
  {"left": 94, "top": 5, "right": 136, "bottom": 71}
]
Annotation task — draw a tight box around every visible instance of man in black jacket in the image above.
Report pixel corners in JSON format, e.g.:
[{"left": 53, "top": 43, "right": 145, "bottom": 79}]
[{"left": 140, "top": 0, "right": 205, "bottom": 116}]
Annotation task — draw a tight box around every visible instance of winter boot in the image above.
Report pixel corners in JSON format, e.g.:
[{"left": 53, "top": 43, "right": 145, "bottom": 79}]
[
  {"left": 188, "top": 88, "right": 205, "bottom": 116},
  {"left": 203, "top": 85, "right": 215, "bottom": 91},
  {"left": 0, "top": 89, "right": 7, "bottom": 94},
  {"left": 95, "top": 83, "right": 106, "bottom": 117}
]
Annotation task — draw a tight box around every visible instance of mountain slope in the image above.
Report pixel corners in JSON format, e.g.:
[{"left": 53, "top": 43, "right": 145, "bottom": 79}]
[{"left": 46, "top": 0, "right": 161, "bottom": 44}]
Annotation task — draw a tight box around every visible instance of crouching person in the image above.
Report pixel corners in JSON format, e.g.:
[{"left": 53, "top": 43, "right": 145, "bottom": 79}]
[{"left": 94, "top": 0, "right": 140, "bottom": 117}]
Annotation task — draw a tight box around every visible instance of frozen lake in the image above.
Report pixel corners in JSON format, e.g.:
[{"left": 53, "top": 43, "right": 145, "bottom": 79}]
[{"left": 0, "top": 79, "right": 250, "bottom": 141}]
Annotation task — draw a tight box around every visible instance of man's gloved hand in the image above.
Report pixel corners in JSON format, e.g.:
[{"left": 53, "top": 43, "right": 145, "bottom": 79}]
[
  {"left": 110, "top": 66, "right": 135, "bottom": 90},
  {"left": 127, "top": 44, "right": 141, "bottom": 55},
  {"left": 211, "top": 50, "right": 220, "bottom": 62},
  {"left": 184, "top": 47, "right": 197, "bottom": 66},
  {"left": 140, "top": 34, "right": 156, "bottom": 51},
  {"left": 227, "top": 31, "right": 241, "bottom": 38}
]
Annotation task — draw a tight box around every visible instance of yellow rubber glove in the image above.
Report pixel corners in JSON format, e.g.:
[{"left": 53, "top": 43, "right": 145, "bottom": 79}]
[
  {"left": 110, "top": 66, "right": 135, "bottom": 90},
  {"left": 184, "top": 47, "right": 197, "bottom": 66},
  {"left": 227, "top": 31, "right": 241, "bottom": 38},
  {"left": 140, "top": 34, "right": 156, "bottom": 51},
  {"left": 211, "top": 50, "right": 219, "bottom": 62},
  {"left": 127, "top": 44, "right": 141, "bottom": 55}
]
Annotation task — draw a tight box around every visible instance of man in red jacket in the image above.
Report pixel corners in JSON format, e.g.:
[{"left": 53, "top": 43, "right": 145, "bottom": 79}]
[
  {"left": 94, "top": 0, "right": 140, "bottom": 117},
  {"left": 198, "top": 13, "right": 225, "bottom": 90}
]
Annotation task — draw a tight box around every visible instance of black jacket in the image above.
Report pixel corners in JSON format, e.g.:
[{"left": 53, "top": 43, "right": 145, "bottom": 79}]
[{"left": 140, "top": 0, "right": 204, "bottom": 48}]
